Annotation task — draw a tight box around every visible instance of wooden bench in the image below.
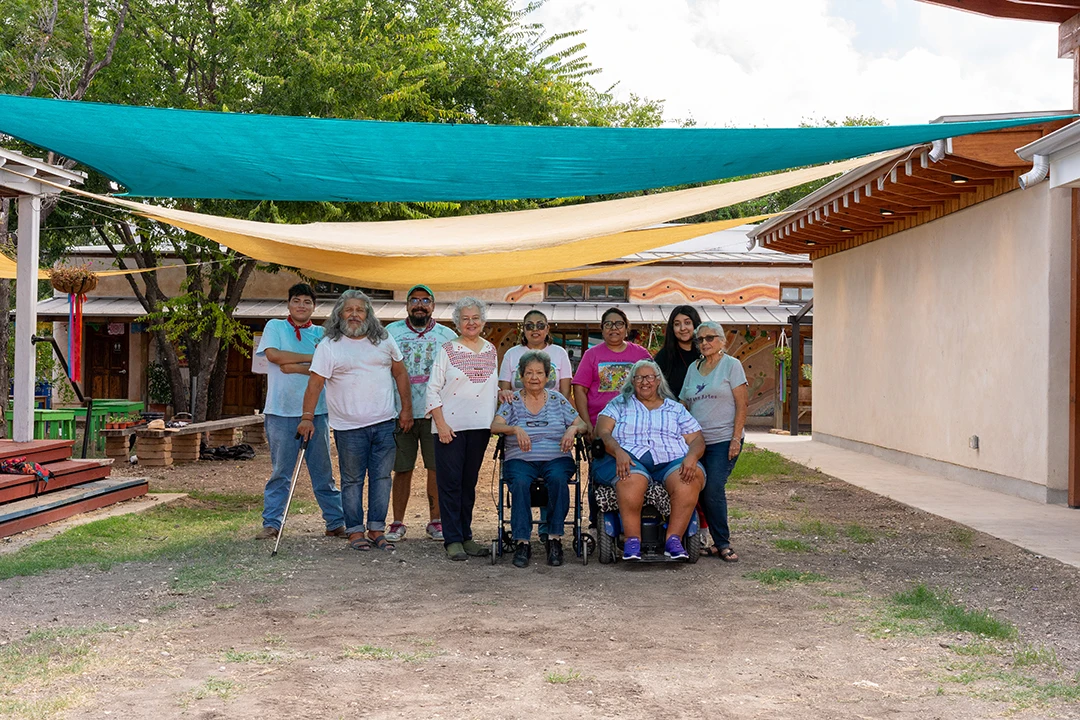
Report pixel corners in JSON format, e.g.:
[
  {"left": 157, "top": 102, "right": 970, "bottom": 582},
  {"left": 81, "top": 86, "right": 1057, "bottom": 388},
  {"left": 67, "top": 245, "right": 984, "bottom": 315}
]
[{"left": 135, "top": 415, "right": 267, "bottom": 467}]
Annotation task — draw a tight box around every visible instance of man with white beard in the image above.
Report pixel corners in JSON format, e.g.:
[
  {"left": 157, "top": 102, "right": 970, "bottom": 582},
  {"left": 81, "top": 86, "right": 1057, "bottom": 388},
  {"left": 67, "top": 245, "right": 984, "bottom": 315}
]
[{"left": 298, "top": 290, "right": 412, "bottom": 552}]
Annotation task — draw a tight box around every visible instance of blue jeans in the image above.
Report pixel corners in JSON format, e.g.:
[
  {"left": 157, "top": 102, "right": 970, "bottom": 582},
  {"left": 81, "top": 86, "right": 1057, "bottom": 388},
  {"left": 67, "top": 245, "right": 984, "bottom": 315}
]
[
  {"left": 335, "top": 420, "right": 396, "bottom": 534},
  {"left": 504, "top": 456, "right": 574, "bottom": 541},
  {"left": 262, "top": 413, "right": 343, "bottom": 531},
  {"left": 701, "top": 440, "right": 741, "bottom": 548}
]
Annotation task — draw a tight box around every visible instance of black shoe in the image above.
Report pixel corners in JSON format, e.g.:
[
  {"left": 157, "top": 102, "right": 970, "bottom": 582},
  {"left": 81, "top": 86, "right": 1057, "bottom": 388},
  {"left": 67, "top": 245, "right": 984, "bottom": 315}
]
[
  {"left": 512, "top": 542, "right": 531, "bottom": 568},
  {"left": 547, "top": 538, "right": 564, "bottom": 566}
]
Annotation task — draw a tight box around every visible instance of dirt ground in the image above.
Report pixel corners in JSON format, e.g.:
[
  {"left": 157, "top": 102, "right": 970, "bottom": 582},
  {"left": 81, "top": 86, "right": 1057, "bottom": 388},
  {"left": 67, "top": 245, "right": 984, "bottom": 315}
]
[{"left": 1, "top": 444, "right": 1079, "bottom": 719}]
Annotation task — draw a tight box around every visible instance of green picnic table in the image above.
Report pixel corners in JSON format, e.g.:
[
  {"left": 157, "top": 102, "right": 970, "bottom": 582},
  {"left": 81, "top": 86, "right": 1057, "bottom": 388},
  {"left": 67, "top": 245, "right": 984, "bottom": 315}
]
[
  {"left": 87, "top": 400, "right": 145, "bottom": 451},
  {"left": 4, "top": 409, "right": 77, "bottom": 440}
]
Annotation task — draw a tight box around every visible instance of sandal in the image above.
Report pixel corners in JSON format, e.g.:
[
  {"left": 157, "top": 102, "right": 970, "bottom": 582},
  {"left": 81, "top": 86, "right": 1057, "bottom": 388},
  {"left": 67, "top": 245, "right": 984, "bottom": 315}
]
[
  {"left": 369, "top": 533, "right": 396, "bottom": 551},
  {"left": 701, "top": 545, "right": 721, "bottom": 559},
  {"left": 348, "top": 534, "right": 371, "bottom": 551},
  {"left": 719, "top": 547, "right": 739, "bottom": 562}
]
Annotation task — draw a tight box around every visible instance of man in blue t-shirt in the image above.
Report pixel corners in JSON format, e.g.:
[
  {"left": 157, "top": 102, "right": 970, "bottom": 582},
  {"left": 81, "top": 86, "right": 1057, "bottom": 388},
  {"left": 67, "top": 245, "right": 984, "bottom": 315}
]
[{"left": 255, "top": 283, "right": 345, "bottom": 539}]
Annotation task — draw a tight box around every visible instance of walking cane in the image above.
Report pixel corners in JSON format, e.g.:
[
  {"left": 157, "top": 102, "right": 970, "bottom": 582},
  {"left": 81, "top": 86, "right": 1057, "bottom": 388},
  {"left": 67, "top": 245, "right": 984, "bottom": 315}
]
[{"left": 271, "top": 434, "right": 308, "bottom": 557}]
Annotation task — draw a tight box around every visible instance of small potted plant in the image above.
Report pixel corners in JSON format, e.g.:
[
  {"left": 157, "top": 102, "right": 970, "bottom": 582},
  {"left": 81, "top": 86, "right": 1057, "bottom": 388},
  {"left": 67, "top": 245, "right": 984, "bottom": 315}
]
[{"left": 146, "top": 362, "right": 172, "bottom": 416}]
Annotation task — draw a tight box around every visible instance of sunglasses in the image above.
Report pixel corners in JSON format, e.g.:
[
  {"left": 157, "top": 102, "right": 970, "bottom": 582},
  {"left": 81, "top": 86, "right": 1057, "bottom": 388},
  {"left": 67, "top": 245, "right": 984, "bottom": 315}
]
[
  {"left": 523, "top": 321, "right": 547, "bottom": 331},
  {"left": 693, "top": 335, "right": 722, "bottom": 346}
]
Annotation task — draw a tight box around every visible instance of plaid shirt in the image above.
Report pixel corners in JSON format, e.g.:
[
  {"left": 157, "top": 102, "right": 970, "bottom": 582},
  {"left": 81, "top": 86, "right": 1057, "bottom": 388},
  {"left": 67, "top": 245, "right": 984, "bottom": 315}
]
[{"left": 599, "top": 396, "right": 702, "bottom": 464}]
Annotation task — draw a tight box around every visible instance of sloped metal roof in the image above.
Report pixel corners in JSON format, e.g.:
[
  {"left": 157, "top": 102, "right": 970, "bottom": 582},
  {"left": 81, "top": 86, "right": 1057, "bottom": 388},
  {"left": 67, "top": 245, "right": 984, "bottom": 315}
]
[{"left": 36, "top": 297, "right": 807, "bottom": 326}]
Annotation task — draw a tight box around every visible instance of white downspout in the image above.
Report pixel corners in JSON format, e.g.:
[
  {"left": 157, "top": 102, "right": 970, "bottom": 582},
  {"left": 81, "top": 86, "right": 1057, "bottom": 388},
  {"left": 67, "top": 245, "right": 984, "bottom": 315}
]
[{"left": 1018, "top": 154, "right": 1050, "bottom": 189}]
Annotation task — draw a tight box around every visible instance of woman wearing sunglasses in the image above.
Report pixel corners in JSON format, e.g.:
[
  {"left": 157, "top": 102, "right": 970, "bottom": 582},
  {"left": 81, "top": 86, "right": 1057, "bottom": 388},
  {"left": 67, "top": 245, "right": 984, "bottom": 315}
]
[
  {"left": 499, "top": 310, "right": 573, "bottom": 403},
  {"left": 679, "top": 322, "right": 748, "bottom": 562}
]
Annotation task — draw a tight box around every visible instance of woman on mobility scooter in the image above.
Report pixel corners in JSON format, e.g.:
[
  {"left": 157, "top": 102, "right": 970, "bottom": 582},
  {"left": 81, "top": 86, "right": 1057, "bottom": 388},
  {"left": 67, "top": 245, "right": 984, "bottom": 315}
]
[
  {"left": 491, "top": 351, "right": 588, "bottom": 568},
  {"left": 593, "top": 360, "right": 706, "bottom": 561}
]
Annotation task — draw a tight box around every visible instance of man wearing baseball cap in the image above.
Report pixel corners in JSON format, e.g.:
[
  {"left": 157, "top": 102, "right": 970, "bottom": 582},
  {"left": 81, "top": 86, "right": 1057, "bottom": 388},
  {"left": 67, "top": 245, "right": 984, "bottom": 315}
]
[{"left": 384, "top": 284, "right": 457, "bottom": 541}]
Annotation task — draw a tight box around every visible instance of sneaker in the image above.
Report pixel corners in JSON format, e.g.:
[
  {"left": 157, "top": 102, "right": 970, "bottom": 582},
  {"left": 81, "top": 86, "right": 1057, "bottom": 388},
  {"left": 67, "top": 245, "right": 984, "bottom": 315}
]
[
  {"left": 512, "top": 542, "right": 531, "bottom": 568},
  {"left": 385, "top": 522, "right": 407, "bottom": 542},
  {"left": 622, "top": 537, "right": 642, "bottom": 561},
  {"left": 664, "top": 535, "right": 689, "bottom": 560},
  {"left": 256, "top": 526, "right": 278, "bottom": 540},
  {"left": 446, "top": 542, "right": 467, "bottom": 561},
  {"left": 462, "top": 539, "right": 491, "bottom": 557},
  {"left": 426, "top": 521, "right": 444, "bottom": 541},
  {"left": 547, "top": 539, "right": 564, "bottom": 567}
]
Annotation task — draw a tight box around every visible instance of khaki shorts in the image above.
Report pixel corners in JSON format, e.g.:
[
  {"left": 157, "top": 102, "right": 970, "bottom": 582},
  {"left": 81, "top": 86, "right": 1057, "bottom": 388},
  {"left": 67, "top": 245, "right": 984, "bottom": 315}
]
[{"left": 394, "top": 418, "right": 436, "bottom": 472}]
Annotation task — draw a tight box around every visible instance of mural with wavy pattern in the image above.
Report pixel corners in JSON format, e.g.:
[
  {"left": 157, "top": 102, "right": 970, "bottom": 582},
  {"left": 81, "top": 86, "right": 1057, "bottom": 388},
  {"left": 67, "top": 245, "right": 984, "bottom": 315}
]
[{"left": 503, "top": 279, "right": 779, "bottom": 304}]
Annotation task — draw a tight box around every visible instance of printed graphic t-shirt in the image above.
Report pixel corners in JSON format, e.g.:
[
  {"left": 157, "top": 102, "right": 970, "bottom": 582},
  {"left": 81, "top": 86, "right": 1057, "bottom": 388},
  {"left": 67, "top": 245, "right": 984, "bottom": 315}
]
[
  {"left": 386, "top": 320, "right": 457, "bottom": 419},
  {"left": 680, "top": 354, "right": 748, "bottom": 444},
  {"left": 571, "top": 342, "right": 652, "bottom": 425}
]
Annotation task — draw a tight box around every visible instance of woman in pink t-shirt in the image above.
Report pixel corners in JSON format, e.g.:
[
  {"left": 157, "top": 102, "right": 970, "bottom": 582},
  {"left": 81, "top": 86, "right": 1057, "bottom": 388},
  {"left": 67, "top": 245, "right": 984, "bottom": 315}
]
[{"left": 571, "top": 307, "right": 652, "bottom": 438}]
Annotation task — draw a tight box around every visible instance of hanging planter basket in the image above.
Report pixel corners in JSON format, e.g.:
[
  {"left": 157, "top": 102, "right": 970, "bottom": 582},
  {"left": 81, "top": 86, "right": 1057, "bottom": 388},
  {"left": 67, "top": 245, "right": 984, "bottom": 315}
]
[{"left": 49, "top": 265, "right": 99, "bottom": 295}]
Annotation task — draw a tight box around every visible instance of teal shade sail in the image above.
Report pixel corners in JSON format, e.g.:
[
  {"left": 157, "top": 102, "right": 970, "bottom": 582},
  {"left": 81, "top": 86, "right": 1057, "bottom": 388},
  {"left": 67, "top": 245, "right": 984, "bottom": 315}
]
[{"left": 0, "top": 95, "right": 1068, "bottom": 202}]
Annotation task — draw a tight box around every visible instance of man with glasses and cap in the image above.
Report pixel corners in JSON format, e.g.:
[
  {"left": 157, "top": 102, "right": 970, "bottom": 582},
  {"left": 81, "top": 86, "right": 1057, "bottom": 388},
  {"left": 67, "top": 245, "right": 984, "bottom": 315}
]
[{"left": 384, "top": 284, "right": 457, "bottom": 542}]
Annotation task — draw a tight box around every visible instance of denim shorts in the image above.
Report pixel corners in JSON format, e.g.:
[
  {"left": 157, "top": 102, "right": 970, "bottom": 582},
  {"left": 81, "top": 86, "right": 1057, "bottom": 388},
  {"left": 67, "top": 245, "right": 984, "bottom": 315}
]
[{"left": 593, "top": 450, "right": 704, "bottom": 487}]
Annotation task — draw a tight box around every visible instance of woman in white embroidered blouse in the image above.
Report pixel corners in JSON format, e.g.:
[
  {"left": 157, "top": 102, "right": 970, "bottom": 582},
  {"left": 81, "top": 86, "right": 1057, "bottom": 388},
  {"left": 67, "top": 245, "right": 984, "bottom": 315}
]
[{"left": 425, "top": 297, "right": 499, "bottom": 561}]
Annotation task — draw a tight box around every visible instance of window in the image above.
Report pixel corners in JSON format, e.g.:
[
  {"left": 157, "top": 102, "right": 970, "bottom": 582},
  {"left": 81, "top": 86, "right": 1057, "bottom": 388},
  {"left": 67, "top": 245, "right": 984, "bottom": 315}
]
[
  {"left": 780, "top": 284, "right": 813, "bottom": 303},
  {"left": 311, "top": 281, "right": 393, "bottom": 301},
  {"left": 545, "top": 281, "right": 628, "bottom": 302}
]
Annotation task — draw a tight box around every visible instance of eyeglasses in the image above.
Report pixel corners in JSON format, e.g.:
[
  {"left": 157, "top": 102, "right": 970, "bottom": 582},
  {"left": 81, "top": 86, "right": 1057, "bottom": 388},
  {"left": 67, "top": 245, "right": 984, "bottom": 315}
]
[
  {"left": 632, "top": 374, "right": 659, "bottom": 384},
  {"left": 408, "top": 297, "right": 433, "bottom": 306},
  {"left": 693, "top": 335, "right": 722, "bottom": 346},
  {"left": 523, "top": 322, "right": 547, "bottom": 331},
  {"left": 602, "top": 321, "right": 626, "bottom": 330}
]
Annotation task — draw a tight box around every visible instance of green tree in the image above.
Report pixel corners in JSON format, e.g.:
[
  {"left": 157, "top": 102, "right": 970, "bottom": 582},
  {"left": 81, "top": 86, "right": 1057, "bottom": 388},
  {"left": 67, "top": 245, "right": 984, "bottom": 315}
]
[{"left": 3, "top": 0, "right": 664, "bottom": 420}]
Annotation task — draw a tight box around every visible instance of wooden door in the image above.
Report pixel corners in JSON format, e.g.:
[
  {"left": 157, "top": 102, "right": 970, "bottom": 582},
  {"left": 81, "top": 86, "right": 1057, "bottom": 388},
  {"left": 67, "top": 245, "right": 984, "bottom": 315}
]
[
  {"left": 87, "top": 323, "right": 129, "bottom": 399},
  {"left": 221, "top": 343, "right": 263, "bottom": 416}
]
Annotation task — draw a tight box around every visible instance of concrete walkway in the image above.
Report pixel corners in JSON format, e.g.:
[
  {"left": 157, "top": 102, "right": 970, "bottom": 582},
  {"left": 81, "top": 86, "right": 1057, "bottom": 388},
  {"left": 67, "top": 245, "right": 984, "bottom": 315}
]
[{"left": 747, "top": 432, "right": 1080, "bottom": 570}]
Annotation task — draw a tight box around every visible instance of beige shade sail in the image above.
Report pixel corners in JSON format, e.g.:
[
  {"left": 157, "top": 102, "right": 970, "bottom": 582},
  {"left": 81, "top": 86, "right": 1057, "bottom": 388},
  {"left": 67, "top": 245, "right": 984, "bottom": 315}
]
[{"left": 45, "top": 152, "right": 892, "bottom": 288}]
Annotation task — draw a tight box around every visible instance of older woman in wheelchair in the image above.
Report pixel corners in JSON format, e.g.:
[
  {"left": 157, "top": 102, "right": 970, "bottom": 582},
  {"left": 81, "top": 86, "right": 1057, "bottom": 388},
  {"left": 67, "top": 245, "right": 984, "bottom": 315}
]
[
  {"left": 593, "top": 359, "right": 706, "bottom": 562},
  {"left": 491, "top": 350, "right": 588, "bottom": 568}
]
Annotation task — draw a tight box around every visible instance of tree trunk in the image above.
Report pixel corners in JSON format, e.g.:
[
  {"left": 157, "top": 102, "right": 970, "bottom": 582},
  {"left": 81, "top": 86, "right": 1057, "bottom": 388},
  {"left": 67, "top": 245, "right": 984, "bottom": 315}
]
[{"left": 206, "top": 339, "right": 230, "bottom": 420}]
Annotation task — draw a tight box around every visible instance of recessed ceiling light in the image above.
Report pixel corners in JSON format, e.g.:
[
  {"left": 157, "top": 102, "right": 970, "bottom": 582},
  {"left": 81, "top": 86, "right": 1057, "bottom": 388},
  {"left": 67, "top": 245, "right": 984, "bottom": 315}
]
[
  {"left": 951, "top": 174, "right": 968, "bottom": 184},
  {"left": 806, "top": 241, "right": 816, "bottom": 246},
  {"left": 879, "top": 208, "right": 894, "bottom": 216}
]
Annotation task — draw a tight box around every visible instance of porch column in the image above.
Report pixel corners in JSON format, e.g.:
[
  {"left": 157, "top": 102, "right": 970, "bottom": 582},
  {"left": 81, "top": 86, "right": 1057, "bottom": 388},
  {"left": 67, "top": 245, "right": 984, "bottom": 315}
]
[{"left": 12, "top": 195, "right": 41, "bottom": 442}]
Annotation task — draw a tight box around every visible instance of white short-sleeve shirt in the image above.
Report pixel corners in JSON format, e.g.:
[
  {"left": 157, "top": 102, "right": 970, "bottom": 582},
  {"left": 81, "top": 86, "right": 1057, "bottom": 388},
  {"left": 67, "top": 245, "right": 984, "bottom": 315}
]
[{"left": 309, "top": 334, "right": 403, "bottom": 431}]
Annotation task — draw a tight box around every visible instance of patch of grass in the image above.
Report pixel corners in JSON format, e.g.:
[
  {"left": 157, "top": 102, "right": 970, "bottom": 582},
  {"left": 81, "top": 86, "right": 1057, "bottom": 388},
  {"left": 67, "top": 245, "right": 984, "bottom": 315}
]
[
  {"left": 1013, "top": 645, "right": 1061, "bottom": 670},
  {"left": 888, "top": 585, "right": 1016, "bottom": 640},
  {"left": 948, "top": 526, "right": 975, "bottom": 548},
  {"left": 544, "top": 668, "right": 582, "bottom": 684},
  {"left": 192, "top": 677, "right": 239, "bottom": 701},
  {"left": 305, "top": 608, "right": 327, "bottom": 618},
  {"left": 796, "top": 519, "right": 838, "bottom": 540},
  {"left": 787, "top": 492, "right": 805, "bottom": 503},
  {"left": 0, "top": 623, "right": 130, "bottom": 694},
  {"left": 0, "top": 696, "right": 76, "bottom": 719},
  {"left": 727, "top": 508, "right": 750, "bottom": 520},
  {"left": 952, "top": 641, "right": 1004, "bottom": 657},
  {"left": 773, "top": 538, "right": 814, "bottom": 553},
  {"left": 745, "top": 568, "right": 827, "bottom": 585},
  {"left": 843, "top": 523, "right": 875, "bottom": 544},
  {"left": 222, "top": 649, "right": 280, "bottom": 664},
  {"left": 730, "top": 446, "right": 795, "bottom": 482},
  {"left": 342, "top": 644, "right": 438, "bottom": 663},
  {"left": 215, "top": 603, "right": 237, "bottom": 610},
  {"left": 940, "top": 662, "right": 1080, "bottom": 709},
  {"left": 0, "top": 493, "right": 263, "bottom": 584},
  {"left": 263, "top": 633, "right": 287, "bottom": 646}
]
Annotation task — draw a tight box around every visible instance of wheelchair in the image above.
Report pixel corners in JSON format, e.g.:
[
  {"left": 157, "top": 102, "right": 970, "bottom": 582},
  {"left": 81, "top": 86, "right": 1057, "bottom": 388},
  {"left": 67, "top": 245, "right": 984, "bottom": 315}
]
[
  {"left": 490, "top": 435, "right": 594, "bottom": 565},
  {"left": 592, "top": 446, "right": 704, "bottom": 564}
]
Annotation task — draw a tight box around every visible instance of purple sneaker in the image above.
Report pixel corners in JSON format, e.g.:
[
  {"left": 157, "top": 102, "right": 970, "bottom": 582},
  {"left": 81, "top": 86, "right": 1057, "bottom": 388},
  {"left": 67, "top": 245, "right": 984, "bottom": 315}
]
[
  {"left": 622, "top": 537, "right": 642, "bottom": 561},
  {"left": 664, "top": 535, "right": 689, "bottom": 560}
]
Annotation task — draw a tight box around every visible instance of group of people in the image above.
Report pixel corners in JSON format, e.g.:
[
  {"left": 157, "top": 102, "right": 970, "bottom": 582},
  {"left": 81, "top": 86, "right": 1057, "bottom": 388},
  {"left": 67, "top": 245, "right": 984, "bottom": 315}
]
[{"left": 257, "top": 284, "right": 748, "bottom": 567}]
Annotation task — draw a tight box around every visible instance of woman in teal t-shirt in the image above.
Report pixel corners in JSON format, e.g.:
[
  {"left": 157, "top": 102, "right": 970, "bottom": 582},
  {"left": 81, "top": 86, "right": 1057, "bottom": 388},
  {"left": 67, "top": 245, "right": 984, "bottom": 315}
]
[{"left": 680, "top": 321, "right": 748, "bottom": 562}]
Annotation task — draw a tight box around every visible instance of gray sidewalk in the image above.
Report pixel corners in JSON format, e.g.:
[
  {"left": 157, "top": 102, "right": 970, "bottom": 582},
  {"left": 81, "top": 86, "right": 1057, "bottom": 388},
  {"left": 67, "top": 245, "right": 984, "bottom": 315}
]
[{"left": 747, "top": 432, "right": 1080, "bottom": 570}]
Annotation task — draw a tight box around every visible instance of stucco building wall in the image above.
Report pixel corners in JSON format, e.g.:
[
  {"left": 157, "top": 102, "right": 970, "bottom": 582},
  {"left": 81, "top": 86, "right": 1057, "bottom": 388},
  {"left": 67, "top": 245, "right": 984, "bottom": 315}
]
[{"left": 812, "top": 182, "right": 1071, "bottom": 503}]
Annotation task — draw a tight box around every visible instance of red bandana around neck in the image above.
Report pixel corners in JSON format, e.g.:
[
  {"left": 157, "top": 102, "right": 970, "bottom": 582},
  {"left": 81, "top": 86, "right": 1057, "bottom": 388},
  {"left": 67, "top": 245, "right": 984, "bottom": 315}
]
[
  {"left": 287, "top": 315, "right": 313, "bottom": 340},
  {"left": 409, "top": 316, "right": 437, "bottom": 338}
]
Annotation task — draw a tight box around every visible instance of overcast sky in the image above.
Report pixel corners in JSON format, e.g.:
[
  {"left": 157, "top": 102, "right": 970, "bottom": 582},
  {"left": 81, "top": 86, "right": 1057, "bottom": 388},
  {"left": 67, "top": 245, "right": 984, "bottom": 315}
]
[{"left": 524, "top": 0, "right": 1073, "bottom": 127}]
